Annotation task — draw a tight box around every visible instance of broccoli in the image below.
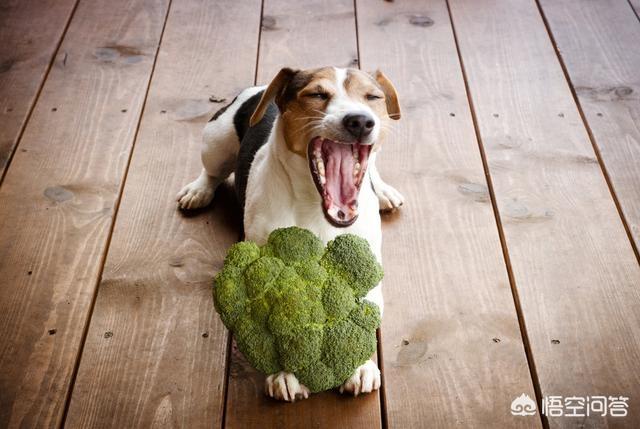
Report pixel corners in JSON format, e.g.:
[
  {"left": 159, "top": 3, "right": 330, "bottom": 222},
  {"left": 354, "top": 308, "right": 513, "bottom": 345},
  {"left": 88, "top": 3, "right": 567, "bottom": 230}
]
[{"left": 213, "top": 226, "right": 383, "bottom": 392}]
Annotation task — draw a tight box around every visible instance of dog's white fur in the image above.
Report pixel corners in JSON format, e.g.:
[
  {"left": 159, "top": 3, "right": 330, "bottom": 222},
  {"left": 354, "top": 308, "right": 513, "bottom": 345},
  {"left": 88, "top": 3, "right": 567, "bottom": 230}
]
[{"left": 177, "top": 68, "right": 403, "bottom": 401}]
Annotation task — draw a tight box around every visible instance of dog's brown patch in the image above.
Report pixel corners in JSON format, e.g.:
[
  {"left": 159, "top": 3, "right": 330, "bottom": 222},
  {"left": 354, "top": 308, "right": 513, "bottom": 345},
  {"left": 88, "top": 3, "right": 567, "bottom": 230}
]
[{"left": 281, "top": 67, "right": 337, "bottom": 155}]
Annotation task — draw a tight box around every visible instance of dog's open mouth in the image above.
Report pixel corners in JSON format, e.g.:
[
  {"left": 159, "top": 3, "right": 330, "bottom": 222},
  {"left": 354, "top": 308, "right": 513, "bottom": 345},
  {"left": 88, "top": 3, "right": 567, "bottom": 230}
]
[{"left": 308, "top": 137, "right": 372, "bottom": 227}]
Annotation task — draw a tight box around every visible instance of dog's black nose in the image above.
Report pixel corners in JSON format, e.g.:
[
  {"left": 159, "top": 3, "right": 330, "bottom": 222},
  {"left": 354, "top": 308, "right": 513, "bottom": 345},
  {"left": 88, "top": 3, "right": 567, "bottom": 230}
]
[{"left": 342, "top": 114, "right": 375, "bottom": 139}]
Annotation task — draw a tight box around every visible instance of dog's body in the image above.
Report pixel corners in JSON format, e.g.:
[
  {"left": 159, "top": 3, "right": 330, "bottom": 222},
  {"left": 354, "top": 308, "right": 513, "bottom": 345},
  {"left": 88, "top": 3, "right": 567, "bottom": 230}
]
[{"left": 177, "top": 67, "right": 403, "bottom": 401}]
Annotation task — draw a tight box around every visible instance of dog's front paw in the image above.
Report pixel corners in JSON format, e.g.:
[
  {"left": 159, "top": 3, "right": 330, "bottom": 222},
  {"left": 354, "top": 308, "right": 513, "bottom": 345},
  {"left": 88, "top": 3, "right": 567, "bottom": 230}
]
[
  {"left": 375, "top": 182, "right": 404, "bottom": 211},
  {"left": 339, "top": 360, "right": 381, "bottom": 396},
  {"left": 176, "top": 176, "right": 215, "bottom": 210},
  {"left": 264, "top": 371, "right": 310, "bottom": 402}
]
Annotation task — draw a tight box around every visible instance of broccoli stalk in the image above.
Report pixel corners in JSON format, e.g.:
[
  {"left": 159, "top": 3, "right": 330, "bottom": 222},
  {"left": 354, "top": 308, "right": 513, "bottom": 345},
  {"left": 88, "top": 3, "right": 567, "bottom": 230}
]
[{"left": 213, "top": 226, "right": 382, "bottom": 392}]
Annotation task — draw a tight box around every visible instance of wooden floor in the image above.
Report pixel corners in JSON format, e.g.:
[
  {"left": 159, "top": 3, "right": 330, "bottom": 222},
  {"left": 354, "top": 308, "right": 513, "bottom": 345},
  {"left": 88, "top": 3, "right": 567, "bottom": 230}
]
[{"left": 1, "top": 0, "right": 639, "bottom": 427}]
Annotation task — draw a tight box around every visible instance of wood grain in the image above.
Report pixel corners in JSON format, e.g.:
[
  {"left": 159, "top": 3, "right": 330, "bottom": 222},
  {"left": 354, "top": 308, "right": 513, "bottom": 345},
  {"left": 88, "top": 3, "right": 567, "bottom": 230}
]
[
  {"left": 356, "top": 1, "right": 540, "bottom": 427},
  {"left": 538, "top": 0, "right": 640, "bottom": 256},
  {"left": 0, "top": 0, "right": 78, "bottom": 180},
  {"left": 448, "top": 0, "right": 640, "bottom": 426},
  {"left": 0, "top": 0, "right": 170, "bottom": 427},
  {"left": 256, "top": 0, "right": 358, "bottom": 83},
  {"left": 63, "top": 0, "right": 261, "bottom": 427},
  {"left": 224, "top": 1, "right": 382, "bottom": 428}
]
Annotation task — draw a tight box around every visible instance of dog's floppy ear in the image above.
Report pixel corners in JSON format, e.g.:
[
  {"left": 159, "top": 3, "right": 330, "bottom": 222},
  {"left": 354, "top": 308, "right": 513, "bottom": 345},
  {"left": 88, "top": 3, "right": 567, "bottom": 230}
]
[
  {"left": 250, "top": 67, "right": 299, "bottom": 127},
  {"left": 375, "top": 70, "right": 401, "bottom": 120}
]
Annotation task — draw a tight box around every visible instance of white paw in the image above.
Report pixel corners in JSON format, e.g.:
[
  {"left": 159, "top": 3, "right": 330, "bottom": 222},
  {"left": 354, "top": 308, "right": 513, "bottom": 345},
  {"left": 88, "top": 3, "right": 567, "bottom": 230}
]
[
  {"left": 176, "top": 176, "right": 215, "bottom": 210},
  {"left": 339, "top": 360, "right": 381, "bottom": 396},
  {"left": 264, "top": 372, "right": 310, "bottom": 402},
  {"left": 375, "top": 182, "right": 404, "bottom": 211}
]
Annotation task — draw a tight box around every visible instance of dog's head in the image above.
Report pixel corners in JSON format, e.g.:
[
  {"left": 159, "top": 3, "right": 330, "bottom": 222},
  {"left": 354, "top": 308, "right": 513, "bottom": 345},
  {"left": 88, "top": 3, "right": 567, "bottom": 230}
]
[{"left": 250, "top": 66, "right": 401, "bottom": 227}]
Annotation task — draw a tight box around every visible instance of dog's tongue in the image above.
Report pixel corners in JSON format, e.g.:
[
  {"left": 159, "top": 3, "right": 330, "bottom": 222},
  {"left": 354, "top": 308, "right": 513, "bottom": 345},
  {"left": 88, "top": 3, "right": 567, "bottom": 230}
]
[{"left": 322, "top": 140, "right": 359, "bottom": 224}]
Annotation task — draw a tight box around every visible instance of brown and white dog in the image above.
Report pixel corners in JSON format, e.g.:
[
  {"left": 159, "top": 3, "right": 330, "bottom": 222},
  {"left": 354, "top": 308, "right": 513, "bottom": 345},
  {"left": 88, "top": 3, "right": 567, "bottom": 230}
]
[{"left": 177, "top": 67, "right": 403, "bottom": 401}]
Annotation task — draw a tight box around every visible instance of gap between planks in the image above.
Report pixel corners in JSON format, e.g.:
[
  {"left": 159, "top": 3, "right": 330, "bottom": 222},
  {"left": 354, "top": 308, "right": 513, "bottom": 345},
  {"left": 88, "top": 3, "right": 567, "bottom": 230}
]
[
  {"left": 628, "top": 0, "right": 640, "bottom": 23},
  {"left": 533, "top": 0, "right": 640, "bottom": 267},
  {"left": 352, "top": 1, "right": 388, "bottom": 427},
  {"left": 444, "top": 1, "right": 547, "bottom": 427},
  {"left": 59, "top": 0, "right": 176, "bottom": 424},
  {"left": 0, "top": 0, "right": 81, "bottom": 186},
  {"left": 220, "top": 1, "right": 265, "bottom": 427}
]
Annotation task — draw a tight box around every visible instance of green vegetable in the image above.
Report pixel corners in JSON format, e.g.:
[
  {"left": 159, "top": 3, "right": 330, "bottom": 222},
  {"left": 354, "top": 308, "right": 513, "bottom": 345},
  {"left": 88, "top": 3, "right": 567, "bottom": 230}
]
[{"left": 213, "top": 226, "right": 382, "bottom": 392}]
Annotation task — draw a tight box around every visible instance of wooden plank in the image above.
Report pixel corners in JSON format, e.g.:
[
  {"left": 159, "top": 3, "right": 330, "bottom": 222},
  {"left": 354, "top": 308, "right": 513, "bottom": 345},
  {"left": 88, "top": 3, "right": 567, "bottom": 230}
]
[
  {"left": 224, "top": 1, "right": 382, "bottom": 428},
  {"left": 256, "top": 0, "right": 359, "bottom": 81},
  {"left": 0, "top": 0, "right": 78, "bottom": 180},
  {"left": 0, "top": 0, "right": 170, "bottom": 426},
  {"left": 538, "top": 0, "right": 640, "bottom": 257},
  {"left": 356, "top": 1, "right": 540, "bottom": 427},
  {"left": 448, "top": 0, "right": 640, "bottom": 426},
  {"left": 63, "top": 0, "right": 261, "bottom": 427}
]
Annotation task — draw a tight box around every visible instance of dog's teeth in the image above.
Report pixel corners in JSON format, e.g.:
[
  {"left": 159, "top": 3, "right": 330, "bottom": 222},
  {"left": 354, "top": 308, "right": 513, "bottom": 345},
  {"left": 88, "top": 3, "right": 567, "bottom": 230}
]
[
  {"left": 317, "top": 158, "right": 326, "bottom": 186},
  {"left": 352, "top": 145, "right": 358, "bottom": 160}
]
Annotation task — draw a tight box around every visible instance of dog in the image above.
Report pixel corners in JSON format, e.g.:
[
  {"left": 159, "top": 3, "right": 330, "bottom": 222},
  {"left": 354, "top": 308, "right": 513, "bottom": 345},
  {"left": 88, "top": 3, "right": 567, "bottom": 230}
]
[{"left": 177, "top": 66, "right": 403, "bottom": 401}]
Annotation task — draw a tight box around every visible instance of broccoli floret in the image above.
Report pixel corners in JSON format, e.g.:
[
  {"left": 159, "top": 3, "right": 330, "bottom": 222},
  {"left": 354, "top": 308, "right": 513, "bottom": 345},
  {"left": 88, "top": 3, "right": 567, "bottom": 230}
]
[
  {"left": 322, "top": 277, "right": 355, "bottom": 320},
  {"left": 213, "top": 227, "right": 382, "bottom": 393},
  {"left": 276, "top": 326, "right": 323, "bottom": 372},
  {"left": 225, "top": 241, "right": 261, "bottom": 270},
  {"left": 261, "top": 226, "right": 324, "bottom": 263},
  {"left": 213, "top": 268, "right": 245, "bottom": 328},
  {"left": 349, "top": 300, "right": 381, "bottom": 331},
  {"left": 244, "top": 256, "right": 284, "bottom": 299},
  {"left": 322, "top": 318, "right": 377, "bottom": 386},
  {"left": 295, "top": 360, "right": 335, "bottom": 393},
  {"left": 234, "top": 316, "right": 281, "bottom": 375},
  {"left": 321, "top": 234, "right": 383, "bottom": 298}
]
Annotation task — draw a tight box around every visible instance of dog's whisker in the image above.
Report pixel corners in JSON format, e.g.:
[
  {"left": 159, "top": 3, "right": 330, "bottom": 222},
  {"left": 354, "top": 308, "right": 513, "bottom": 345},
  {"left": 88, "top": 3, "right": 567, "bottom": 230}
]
[
  {"left": 294, "top": 120, "right": 324, "bottom": 134},
  {"left": 293, "top": 115, "right": 324, "bottom": 121},
  {"left": 295, "top": 118, "right": 324, "bottom": 128}
]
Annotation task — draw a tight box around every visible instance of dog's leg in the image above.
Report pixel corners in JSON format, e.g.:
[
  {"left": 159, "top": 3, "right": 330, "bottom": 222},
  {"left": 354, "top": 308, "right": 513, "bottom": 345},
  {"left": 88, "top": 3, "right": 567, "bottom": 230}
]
[
  {"left": 369, "top": 152, "right": 405, "bottom": 211},
  {"left": 264, "top": 371, "right": 310, "bottom": 402},
  {"left": 339, "top": 359, "right": 381, "bottom": 396},
  {"left": 177, "top": 86, "right": 268, "bottom": 209},
  {"left": 176, "top": 101, "right": 240, "bottom": 209}
]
